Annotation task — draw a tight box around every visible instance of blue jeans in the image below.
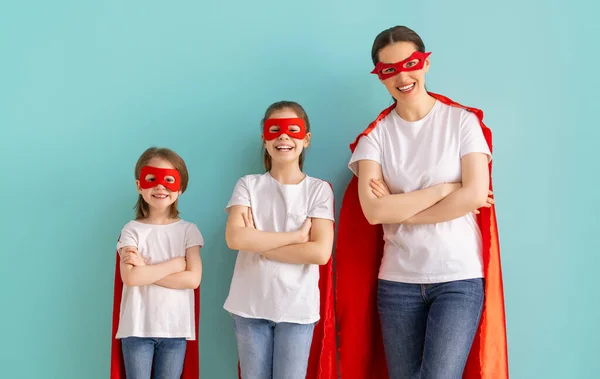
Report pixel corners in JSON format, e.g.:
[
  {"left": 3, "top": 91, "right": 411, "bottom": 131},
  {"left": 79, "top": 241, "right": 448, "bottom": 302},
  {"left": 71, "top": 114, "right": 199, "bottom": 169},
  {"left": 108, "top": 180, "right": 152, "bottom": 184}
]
[
  {"left": 377, "top": 278, "right": 484, "bottom": 379},
  {"left": 230, "top": 314, "right": 316, "bottom": 379},
  {"left": 121, "top": 337, "right": 187, "bottom": 379}
]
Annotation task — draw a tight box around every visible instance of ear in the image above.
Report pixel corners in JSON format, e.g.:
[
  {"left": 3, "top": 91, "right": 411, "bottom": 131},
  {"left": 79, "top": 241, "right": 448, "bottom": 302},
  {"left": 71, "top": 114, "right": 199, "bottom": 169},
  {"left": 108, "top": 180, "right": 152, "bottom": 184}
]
[
  {"left": 304, "top": 132, "right": 311, "bottom": 148},
  {"left": 423, "top": 56, "right": 431, "bottom": 73},
  {"left": 136, "top": 179, "right": 142, "bottom": 194}
]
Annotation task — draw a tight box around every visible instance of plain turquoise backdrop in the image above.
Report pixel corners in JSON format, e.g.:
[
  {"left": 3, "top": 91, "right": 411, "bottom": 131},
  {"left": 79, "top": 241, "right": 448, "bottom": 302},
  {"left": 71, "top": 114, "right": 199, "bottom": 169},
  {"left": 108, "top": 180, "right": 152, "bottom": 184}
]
[{"left": 1, "top": 0, "right": 599, "bottom": 378}]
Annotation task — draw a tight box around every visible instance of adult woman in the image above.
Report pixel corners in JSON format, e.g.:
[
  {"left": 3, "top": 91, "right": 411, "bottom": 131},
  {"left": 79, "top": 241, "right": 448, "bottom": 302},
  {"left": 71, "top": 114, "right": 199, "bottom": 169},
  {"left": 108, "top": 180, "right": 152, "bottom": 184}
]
[{"left": 335, "top": 25, "right": 508, "bottom": 379}]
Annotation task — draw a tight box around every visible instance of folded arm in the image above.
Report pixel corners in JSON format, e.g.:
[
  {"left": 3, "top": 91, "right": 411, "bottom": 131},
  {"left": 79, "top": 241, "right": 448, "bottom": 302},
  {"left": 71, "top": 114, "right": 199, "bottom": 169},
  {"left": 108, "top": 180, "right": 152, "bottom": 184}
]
[
  {"left": 119, "top": 247, "right": 186, "bottom": 287},
  {"left": 225, "top": 205, "right": 302, "bottom": 252},
  {"left": 403, "top": 152, "right": 490, "bottom": 225},
  {"left": 357, "top": 159, "right": 456, "bottom": 225},
  {"left": 154, "top": 246, "right": 202, "bottom": 289},
  {"left": 261, "top": 218, "right": 334, "bottom": 265}
]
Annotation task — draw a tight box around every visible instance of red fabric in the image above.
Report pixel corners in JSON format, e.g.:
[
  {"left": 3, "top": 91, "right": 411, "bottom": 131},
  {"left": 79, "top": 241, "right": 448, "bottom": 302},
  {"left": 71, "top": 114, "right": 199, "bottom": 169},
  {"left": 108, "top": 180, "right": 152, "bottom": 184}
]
[
  {"left": 371, "top": 51, "right": 431, "bottom": 80},
  {"left": 110, "top": 252, "right": 200, "bottom": 378},
  {"left": 336, "top": 93, "right": 509, "bottom": 378},
  {"left": 238, "top": 184, "right": 338, "bottom": 379},
  {"left": 263, "top": 118, "right": 307, "bottom": 141}
]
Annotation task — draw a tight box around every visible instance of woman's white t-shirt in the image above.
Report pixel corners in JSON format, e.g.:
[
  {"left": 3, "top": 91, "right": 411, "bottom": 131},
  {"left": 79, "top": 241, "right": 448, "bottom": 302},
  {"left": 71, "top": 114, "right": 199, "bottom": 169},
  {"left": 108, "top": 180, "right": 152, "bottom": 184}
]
[
  {"left": 223, "top": 172, "right": 335, "bottom": 324},
  {"left": 115, "top": 219, "right": 204, "bottom": 340},
  {"left": 348, "top": 100, "right": 491, "bottom": 284}
]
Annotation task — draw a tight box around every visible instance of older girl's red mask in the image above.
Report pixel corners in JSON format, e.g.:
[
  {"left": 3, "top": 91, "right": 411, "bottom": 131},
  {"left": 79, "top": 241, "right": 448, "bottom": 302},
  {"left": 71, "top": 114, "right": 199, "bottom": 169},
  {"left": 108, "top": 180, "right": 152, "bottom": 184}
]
[
  {"left": 371, "top": 51, "right": 431, "bottom": 80},
  {"left": 139, "top": 166, "right": 181, "bottom": 192},
  {"left": 263, "top": 118, "right": 307, "bottom": 141}
]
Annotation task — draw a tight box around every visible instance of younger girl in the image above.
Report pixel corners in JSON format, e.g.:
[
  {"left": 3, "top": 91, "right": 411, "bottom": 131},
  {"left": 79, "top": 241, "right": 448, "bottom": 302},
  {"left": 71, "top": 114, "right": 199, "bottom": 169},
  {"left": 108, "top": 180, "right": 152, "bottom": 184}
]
[
  {"left": 110, "top": 147, "right": 203, "bottom": 379},
  {"left": 224, "top": 101, "right": 335, "bottom": 379}
]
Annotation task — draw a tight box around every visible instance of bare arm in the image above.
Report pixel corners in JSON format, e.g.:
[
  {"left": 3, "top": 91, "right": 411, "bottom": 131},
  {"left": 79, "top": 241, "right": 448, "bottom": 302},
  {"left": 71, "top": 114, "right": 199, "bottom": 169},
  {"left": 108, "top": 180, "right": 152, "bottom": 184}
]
[
  {"left": 357, "top": 160, "right": 458, "bottom": 225},
  {"left": 154, "top": 246, "right": 202, "bottom": 289},
  {"left": 403, "top": 153, "right": 490, "bottom": 225},
  {"left": 119, "top": 247, "right": 186, "bottom": 287},
  {"left": 261, "top": 218, "right": 334, "bottom": 265},
  {"left": 225, "top": 205, "right": 302, "bottom": 252}
]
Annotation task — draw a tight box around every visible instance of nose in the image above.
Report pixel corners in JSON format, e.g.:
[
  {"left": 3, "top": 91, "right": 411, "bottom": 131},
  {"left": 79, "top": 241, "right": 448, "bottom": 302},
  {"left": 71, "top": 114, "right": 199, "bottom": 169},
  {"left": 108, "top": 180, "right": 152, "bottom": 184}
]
[{"left": 277, "top": 133, "right": 290, "bottom": 140}]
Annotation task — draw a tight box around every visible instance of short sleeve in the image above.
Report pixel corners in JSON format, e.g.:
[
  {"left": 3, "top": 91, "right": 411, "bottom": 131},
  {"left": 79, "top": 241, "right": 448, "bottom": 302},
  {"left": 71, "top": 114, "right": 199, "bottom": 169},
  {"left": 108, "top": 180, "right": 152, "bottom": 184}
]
[
  {"left": 225, "top": 176, "right": 251, "bottom": 212},
  {"left": 116, "top": 223, "right": 138, "bottom": 252},
  {"left": 348, "top": 133, "right": 382, "bottom": 177},
  {"left": 460, "top": 110, "right": 492, "bottom": 161},
  {"left": 308, "top": 182, "right": 335, "bottom": 222},
  {"left": 185, "top": 223, "right": 204, "bottom": 249}
]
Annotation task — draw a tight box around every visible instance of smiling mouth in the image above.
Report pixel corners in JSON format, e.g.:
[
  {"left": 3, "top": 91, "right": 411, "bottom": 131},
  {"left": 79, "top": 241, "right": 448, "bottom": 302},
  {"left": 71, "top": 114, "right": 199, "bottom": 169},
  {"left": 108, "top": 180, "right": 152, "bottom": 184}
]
[
  {"left": 275, "top": 145, "right": 293, "bottom": 152},
  {"left": 152, "top": 194, "right": 169, "bottom": 199},
  {"left": 397, "top": 83, "right": 415, "bottom": 92}
]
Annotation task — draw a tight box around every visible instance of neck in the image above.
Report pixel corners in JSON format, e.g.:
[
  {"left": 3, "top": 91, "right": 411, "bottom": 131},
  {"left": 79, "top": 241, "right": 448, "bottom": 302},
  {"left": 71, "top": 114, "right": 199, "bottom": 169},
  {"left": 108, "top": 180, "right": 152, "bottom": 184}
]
[
  {"left": 394, "top": 91, "right": 437, "bottom": 122},
  {"left": 144, "top": 207, "right": 177, "bottom": 224},
  {"left": 269, "top": 162, "right": 305, "bottom": 184}
]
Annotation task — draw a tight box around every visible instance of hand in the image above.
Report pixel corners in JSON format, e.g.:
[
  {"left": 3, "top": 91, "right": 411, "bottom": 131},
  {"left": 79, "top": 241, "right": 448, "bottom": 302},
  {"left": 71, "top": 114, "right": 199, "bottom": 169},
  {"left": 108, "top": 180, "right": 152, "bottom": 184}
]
[
  {"left": 370, "top": 178, "right": 391, "bottom": 198},
  {"left": 438, "top": 182, "right": 462, "bottom": 197},
  {"left": 120, "top": 247, "right": 146, "bottom": 267},
  {"left": 473, "top": 190, "right": 495, "bottom": 214},
  {"left": 242, "top": 207, "right": 255, "bottom": 229},
  {"left": 297, "top": 218, "right": 312, "bottom": 244}
]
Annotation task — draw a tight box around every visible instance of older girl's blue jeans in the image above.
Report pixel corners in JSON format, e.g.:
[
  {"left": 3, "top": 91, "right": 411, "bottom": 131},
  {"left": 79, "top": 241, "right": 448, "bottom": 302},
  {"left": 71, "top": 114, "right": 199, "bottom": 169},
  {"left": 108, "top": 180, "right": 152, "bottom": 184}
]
[
  {"left": 377, "top": 278, "right": 484, "bottom": 379},
  {"left": 120, "top": 337, "right": 187, "bottom": 379},
  {"left": 230, "top": 313, "right": 315, "bottom": 379}
]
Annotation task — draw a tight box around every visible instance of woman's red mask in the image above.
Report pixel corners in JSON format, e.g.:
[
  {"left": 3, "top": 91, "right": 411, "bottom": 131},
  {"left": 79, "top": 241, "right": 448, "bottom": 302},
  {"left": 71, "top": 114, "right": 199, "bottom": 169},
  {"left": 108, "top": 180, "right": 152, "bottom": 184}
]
[
  {"left": 263, "top": 118, "right": 307, "bottom": 141},
  {"left": 139, "top": 166, "right": 181, "bottom": 192},
  {"left": 371, "top": 51, "right": 431, "bottom": 80}
]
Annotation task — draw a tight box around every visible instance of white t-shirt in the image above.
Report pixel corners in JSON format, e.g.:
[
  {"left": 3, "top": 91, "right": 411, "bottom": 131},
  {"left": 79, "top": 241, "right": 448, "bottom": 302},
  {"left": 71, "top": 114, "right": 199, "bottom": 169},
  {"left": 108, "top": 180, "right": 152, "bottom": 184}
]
[
  {"left": 348, "top": 100, "right": 491, "bottom": 284},
  {"left": 115, "top": 219, "right": 204, "bottom": 340},
  {"left": 223, "top": 172, "right": 335, "bottom": 324}
]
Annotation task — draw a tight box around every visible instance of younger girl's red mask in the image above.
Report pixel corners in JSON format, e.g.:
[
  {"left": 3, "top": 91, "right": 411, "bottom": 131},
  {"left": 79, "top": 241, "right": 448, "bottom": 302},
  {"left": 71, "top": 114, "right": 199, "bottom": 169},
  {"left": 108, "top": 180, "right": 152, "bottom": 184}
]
[
  {"left": 263, "top": 118, "right": 307, "bottom": 141},
  {"left": 139, "top": 166, "right": 181, "bottom": 192},
  {"left": 371, "top": 51, "right": 431, "bottom": 80}
]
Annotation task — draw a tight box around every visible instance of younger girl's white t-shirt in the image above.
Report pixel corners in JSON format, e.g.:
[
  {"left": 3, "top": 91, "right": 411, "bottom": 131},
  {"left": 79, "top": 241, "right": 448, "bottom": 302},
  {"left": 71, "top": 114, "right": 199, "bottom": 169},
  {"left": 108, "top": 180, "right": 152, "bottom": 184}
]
[
  {"left": 223, "top": 172, "right": 335, "bottom": 324},
  {"left": 348, "top": 100, "right": 491, "bottom": 284},
  {"left": 115, "top": 219, "right": 204, "bottom": 340}
]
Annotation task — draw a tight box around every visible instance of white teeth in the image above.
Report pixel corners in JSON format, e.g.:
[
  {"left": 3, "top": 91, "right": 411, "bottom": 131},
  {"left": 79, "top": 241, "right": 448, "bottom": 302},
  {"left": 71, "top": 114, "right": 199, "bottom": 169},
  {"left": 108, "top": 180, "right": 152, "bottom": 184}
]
[
  {"left": 276, "top": 146, "right": 292, "bottom": 150},
  {"left": 398, "top": 83, "right": 415, "bottom": 91}
]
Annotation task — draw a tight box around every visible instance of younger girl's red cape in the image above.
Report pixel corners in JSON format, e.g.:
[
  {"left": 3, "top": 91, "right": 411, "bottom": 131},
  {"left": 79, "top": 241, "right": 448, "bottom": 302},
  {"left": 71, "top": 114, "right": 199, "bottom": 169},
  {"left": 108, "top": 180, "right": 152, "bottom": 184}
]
[
  {"left": 238, "top": 184, "right": 338, "bottom": 379},
  {"left": 109, "top": 252, "right": 200, "bottom": 378},
  {"left": 335, "top": 93, "right": 509, "bottom": 378}
]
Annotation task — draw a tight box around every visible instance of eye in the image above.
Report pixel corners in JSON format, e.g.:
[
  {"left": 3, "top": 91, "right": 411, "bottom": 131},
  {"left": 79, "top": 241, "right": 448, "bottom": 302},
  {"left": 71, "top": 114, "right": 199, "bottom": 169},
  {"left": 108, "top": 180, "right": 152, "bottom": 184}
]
[
  {"left": 288, "top": 125, "right": 301, "bottom": 133},
  {"left": 403, "top": 59, "right": 419, "bottom": 68},
  {"left": 381, "top": 67, "right": 396, "bottom": 75},
  {"left": 144, "top": 174, "right": 155, "bottom": 182},
  {"left": 164, "top": 176, "right": 175, "bottom": 184},
  {"left": 269, "top": 126, "right": 280, "bottom": 133}
]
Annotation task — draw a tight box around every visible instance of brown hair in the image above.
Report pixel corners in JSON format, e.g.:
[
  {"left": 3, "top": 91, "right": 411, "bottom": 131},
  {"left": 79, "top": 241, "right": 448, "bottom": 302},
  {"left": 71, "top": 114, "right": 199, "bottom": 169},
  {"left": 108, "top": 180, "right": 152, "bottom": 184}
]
[
  {"left": 260, "top": 101, "right": 311, "bottom": 172},
  {"left": 133, "top": 147, "right": 189, "bottom": 220},
  {"left": 371, "top": 25, "right": 426, "bottom": 66}
]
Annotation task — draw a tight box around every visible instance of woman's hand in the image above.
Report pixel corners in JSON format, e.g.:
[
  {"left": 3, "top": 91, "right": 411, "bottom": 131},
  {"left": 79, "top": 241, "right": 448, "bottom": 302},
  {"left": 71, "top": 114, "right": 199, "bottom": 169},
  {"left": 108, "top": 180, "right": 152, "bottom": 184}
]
[
  {"left": 370, "top": 178, "right": 392, "bottom": 198},
  {"left": 242, "top": 207, "right": 255, "bottom": 229},
  {"left": 473, "top": 190, "right": 495, "bottom": 214}
]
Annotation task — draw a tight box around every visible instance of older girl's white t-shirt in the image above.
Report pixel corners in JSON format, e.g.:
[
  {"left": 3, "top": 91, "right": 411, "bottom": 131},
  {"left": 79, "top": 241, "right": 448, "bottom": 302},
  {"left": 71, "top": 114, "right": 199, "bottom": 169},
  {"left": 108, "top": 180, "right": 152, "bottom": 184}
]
[
  {"left": 349, "top": 100, "right": 491, "bottom": 284},
  {"left": 115, "top": 219, "right": 204, "bottom": 340},
  {"left": 223, "top": 172, "right": 335, "bottom": 324}
]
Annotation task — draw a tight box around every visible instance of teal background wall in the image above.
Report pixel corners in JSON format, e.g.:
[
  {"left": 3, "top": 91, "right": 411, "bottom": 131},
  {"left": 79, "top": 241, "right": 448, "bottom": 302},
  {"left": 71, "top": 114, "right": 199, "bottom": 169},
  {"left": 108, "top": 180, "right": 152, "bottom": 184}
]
[{"left": 1, "top": 0, "right": 598, "bottom": 378}]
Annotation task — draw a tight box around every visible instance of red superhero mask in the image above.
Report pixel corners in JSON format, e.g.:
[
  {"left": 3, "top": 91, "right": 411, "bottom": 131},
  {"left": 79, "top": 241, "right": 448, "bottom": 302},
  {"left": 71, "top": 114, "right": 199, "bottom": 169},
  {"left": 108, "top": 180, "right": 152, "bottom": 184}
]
[
  {"left": 371, "top": 51, "right": 432, "bottom": 80},
  {"left": 263, "top": 118, "right": 307, "bottom": 141},
  {"left": 139, "top": 166, "right": 181, "bottom": 192}
]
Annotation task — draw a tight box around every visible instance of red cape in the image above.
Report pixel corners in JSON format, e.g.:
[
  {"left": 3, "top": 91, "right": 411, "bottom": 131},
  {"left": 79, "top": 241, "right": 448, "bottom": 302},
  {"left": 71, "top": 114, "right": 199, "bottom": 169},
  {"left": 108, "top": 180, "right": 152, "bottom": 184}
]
[
  {"left": 110, "top": 252, "right": 200, "bottom": 378},
  {"left": 238, "top": 185, "right": 338, "bottom": 379},
  {"left": 335, "top": 93, "right": 509, "bottom": 378}
]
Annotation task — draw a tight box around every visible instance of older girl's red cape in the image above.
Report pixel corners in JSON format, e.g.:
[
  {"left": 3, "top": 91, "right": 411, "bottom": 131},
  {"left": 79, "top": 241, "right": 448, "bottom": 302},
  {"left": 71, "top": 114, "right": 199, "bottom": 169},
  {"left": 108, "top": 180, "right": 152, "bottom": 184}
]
[
  {"left": 335, "top": 93, "right": 509, "bottom": 378},
  {"left": 109, "top": 252, "right": 200, "bottom": 378},
  {"left": 237, "top": 184, "right": 338, "bottom": 379}
]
